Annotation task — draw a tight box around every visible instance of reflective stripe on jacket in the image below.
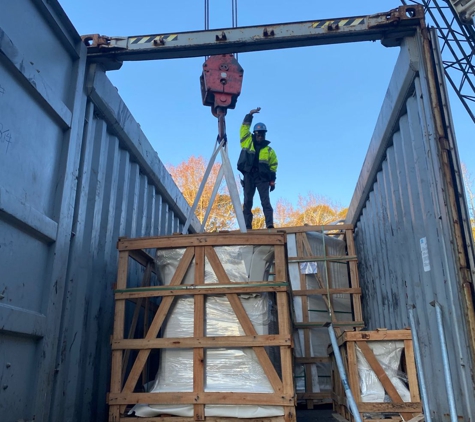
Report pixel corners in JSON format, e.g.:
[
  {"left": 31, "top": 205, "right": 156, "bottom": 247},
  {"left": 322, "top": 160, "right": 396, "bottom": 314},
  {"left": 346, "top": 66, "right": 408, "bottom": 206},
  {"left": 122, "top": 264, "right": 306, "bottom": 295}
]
[{"left": 237, "top": 116, "right": 278, "bottom": 181}]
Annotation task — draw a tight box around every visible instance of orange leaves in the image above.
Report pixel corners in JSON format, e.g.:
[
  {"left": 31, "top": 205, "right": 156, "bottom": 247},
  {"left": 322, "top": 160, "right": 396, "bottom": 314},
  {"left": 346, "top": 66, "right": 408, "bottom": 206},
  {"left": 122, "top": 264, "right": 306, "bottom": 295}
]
[
  {"left": 167, "top": 156, "right": 348, "bottom": 231},
  {"left": 167, "top": 156, "right": 235, "bottom": 231}
]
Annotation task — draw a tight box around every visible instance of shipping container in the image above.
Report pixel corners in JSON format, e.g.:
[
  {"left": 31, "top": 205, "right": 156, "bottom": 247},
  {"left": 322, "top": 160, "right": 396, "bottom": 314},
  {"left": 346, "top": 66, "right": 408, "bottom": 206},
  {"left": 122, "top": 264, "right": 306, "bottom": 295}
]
[
  {"left": 1, "top": 1, "right": 474, "bottom": 422},
  {"left": 0, "top": 1, "right": 200, "bottom": 422},
  {"left": 346, "top": 27, "right": 475, "bottom": 420}
]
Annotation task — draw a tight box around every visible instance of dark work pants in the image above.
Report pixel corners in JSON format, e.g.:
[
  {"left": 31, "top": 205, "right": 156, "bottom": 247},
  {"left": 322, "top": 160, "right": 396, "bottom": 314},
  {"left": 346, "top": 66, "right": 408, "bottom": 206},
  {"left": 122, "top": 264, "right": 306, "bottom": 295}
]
[{"left": 243, "top": 171, "right": 273, "bottom": 229}]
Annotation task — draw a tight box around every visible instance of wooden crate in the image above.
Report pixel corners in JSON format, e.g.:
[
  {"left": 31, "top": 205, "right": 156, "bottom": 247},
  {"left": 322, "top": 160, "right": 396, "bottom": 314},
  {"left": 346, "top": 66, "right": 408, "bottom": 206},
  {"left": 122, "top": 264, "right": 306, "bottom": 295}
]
[
  {"left": 283, "top": 225, "right": 364, "bottom": 409},
  {"left": 329, "top": 329, "right": 422, "bottom": 422},
  {"left": 108, "top": 232, "right": 296, "bottom": 422}
]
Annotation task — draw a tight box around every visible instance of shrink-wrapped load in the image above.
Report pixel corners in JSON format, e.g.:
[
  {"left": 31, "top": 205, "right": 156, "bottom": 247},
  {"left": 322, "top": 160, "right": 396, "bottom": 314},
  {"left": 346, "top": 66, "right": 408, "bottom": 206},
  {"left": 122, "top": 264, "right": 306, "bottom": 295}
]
[{"left": 130, "top": 245, "right": 283, "bottom": 418}]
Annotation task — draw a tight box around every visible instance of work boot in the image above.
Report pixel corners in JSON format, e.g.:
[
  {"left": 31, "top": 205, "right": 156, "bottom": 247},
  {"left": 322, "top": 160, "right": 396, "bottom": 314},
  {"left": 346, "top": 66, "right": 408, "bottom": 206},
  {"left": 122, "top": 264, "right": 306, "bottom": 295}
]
[{"left": 267, "top": 225, "right": 274, "bottom": 229}]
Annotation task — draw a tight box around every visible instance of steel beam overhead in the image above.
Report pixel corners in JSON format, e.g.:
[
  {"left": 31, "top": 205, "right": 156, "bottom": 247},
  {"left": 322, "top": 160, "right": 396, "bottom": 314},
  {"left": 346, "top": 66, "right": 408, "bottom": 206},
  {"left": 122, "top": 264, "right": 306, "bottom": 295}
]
[{"left": 83, "top": 6, "right": 424, "bottom": 70}]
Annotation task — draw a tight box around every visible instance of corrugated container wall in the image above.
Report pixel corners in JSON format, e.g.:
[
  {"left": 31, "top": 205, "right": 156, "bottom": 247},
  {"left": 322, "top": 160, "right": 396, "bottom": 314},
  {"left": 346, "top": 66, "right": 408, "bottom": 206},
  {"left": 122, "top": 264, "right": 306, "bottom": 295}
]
[
  {"left": 346, "top": 30, "right": 475, "bottom": 421},
  {"left": 0, "top": 1, "right": 200, "bottom": 422}
]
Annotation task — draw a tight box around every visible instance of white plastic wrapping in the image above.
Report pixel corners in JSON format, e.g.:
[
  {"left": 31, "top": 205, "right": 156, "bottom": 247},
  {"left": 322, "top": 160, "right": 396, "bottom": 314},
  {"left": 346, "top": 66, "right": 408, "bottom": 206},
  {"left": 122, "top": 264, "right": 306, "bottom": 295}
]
[
  {"left": 356, "top": 340, "right": 411, "bottom": 403},
  {"left": 130, "top": 245, "right": 283, "bottom": 418},
  {"left": 155, "top": 245, "right": 275, "bottom": 285}
]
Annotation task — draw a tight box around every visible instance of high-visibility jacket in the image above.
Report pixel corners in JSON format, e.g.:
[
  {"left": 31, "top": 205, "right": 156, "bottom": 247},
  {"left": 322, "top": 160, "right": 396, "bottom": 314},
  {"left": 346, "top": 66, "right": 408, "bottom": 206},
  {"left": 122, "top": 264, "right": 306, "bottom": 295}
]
[{"left": 237, "top": 115, "right": 278, "bottom": 182}]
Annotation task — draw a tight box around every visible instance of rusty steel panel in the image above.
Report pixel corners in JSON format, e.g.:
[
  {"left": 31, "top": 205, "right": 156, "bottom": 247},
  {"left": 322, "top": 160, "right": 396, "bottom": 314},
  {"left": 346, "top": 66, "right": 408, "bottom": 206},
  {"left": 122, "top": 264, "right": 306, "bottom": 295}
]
[{"left": 347, "top": 31, "right": 475, "bottom": 421}]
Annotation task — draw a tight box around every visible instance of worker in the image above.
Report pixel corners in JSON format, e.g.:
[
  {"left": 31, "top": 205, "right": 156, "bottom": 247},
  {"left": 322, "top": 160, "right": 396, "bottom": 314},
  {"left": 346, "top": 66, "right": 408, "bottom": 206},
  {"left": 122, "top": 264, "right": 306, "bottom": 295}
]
[{"left": 237, "top": 107, "right": 278, "bottom": 230}]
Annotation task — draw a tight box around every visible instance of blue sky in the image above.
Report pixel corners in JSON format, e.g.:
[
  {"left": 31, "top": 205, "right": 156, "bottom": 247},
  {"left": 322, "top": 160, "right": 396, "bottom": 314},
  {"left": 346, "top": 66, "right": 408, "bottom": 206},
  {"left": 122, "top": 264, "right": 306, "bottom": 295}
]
[{"left": 59, "top": 0, "right": 475, "bottom": 209}]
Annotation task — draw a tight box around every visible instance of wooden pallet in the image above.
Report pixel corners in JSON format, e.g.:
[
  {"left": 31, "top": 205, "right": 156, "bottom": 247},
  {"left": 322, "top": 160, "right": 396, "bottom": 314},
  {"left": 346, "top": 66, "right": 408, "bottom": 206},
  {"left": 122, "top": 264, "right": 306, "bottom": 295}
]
[
  {"left": 108, "top": 232, "right": 296, "bottom": 422},
  {"left": 283, "top": 225, "right": 364, "bottom": 409},
  {"left": 328, "top": 329, "right": 422, "bottom": 422}
]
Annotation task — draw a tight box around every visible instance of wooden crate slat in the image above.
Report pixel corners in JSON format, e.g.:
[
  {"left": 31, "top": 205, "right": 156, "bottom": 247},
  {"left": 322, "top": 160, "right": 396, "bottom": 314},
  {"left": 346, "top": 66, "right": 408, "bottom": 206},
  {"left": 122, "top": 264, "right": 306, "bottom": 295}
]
[
  {"left": 294, "top": 321, "right": 364, "bottom": 328},
  {"left": 404, "top": 339, "right": 421, "bottom": 403},
  {"left": 143, "top": 271, "right": 151, "bottom": 387},
  {"left": 128, "top": 248, "right": 156, "bottom": 272},
  {"left": 115, "top": 284, "right": 288, "bottom": 299},
  {"left": 277, "top": 289, "right": 294, "bottom": 396},
  {"left": 110, "top": 250, "right": 129, "bottom": 420},
  {"left": 339, "top": 330, "right": 413, "bottom": 345},
  {"left": 345, "top": 229, "right": 363, "bottom": 324},
  {"left": 109, "top": 391, "right": 295, "bottom": 406},
  {"left": 112, "top": 334, "right": 292, "bottom": 350},
  {"left": 274, "top": 244, "right": 287, "bottom": 282},
  {"left": 345, "top": 341, "right": 361, "bottom": 404},
  {"left": 357, "top": 402, "right": 423, "bottom": 413},
  {"left": 194, "top": 246, "right": 205, "bottom": 421},
  {"left": 118, "top": 233, "right": 285, "bottom": 250},
  {"left": 407, "top": 415, "right": 425, "bottom": 422},
  {"left": 287, "top": 255, "right": 358, "bottom": 262},
  {"left": 292, "top": 288, "right": 362, "bottom": 296},
  {"left": 278, "top": 224, "right": 354, "bottom": 233}
]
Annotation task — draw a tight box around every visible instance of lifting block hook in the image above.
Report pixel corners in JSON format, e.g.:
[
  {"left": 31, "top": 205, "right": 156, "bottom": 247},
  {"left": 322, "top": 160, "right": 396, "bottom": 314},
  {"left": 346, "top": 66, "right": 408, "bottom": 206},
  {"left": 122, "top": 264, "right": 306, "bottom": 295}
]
[{"left": 200, "top": 54, "right": 243, "bottom": 117}]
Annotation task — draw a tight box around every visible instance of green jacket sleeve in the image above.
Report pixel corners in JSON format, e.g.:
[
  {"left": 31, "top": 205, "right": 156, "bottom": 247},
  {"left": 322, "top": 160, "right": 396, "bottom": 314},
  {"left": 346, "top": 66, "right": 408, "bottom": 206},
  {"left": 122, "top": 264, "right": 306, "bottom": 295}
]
[
  {"left": 269, "top": 148, "right": 278, "bottom": 180},
  {"left": 240, "top": 114, "right": 253, "bottom": 147}
]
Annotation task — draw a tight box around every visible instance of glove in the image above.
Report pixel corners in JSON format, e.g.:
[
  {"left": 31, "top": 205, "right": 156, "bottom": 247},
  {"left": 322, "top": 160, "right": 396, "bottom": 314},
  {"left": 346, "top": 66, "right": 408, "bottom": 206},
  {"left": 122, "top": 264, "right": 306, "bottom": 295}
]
[
  {"left": 250, "top": 107, "right": 261, "bottom": 115},
  {"left": 269, "top": 181, "right": 276, "bottom": 192}
]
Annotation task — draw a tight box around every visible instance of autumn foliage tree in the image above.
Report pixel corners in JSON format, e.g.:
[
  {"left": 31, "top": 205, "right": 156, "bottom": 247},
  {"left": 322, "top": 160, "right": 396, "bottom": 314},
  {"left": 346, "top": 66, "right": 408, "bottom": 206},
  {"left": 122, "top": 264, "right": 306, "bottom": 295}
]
[
  {"left": 167, "top": 156, "right": 237, "bottom": 232},
  {"left": 168, "top": 156, "right": 348, "bottom": 231},
  {"left": 269, "top": 194, "right": 347, "bottom": 228},
  {"left": 291, "top": 193, "right": 348, "bottom": 226}
]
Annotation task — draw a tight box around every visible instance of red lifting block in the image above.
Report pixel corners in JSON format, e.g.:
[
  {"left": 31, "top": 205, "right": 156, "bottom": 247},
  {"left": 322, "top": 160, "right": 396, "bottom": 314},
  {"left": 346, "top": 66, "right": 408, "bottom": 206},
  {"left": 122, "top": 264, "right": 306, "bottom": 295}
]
[{"left": 200, "top": 54, "right": 244, "bottom": 116}]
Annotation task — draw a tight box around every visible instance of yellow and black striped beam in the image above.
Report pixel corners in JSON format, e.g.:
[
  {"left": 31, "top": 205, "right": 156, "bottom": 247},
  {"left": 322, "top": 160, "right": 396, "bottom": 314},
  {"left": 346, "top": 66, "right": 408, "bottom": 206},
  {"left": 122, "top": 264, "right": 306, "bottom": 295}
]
[
  {"left": 130, "top": 34, "right": 178, "bottom": 45},
  {"left": 312, "top": 17, "right": 366, "bottom": 29}
]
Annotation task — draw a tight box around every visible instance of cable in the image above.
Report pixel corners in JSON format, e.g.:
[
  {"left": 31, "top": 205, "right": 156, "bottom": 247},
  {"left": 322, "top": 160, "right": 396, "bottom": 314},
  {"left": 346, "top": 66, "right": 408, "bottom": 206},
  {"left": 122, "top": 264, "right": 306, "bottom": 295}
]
[
  {"left": 204, "top": 0, "right": 209, "bottom": 59},
  {"left": 232, "top": 0, "right": 238, "bottom": 27},
  {"left": 232, "top": 0, "right": 239, "bottom": 61},
  {"left": 204, "top": 0, "right": 209, "bottom": 30}
]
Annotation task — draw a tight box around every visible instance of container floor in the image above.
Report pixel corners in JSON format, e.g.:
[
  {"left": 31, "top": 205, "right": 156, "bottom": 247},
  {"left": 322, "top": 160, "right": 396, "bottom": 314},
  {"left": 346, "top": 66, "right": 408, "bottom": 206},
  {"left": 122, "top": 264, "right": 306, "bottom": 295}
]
[{"left": 297, "top": 407, "right": 338, "bottom": 422}]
